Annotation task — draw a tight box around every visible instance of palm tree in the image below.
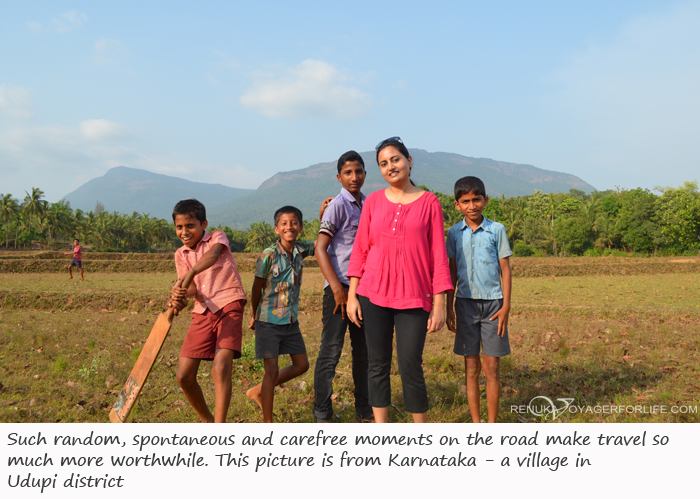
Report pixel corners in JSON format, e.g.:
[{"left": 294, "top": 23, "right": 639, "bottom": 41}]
[
  {"left": 301, "top": 219, "right": 321, "bottom": 241},
  {"left": 81, "top": 211, "right": 98, "bottom": 246},
  {"left": 245, "top": 221, "right": 276, "bottom": 253},
  {"left": 0, "top": 194, "right": 21, "bottom": 248},
  {"left": 45, "top": 202, "right": 73, "bottom": 249},
  {"left": 23, "top": 187, "right": 46, "bottom": 236},
  {"left": 443, "top": 203, "right": 464, "bottom": 232},
  {"left": 503, "top": 210, "right": 521, "bottom": 242}
]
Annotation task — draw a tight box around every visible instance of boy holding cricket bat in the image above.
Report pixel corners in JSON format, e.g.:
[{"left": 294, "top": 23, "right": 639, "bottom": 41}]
[{"left": 168, "top": 199, "right": 247, "bottom": 423}]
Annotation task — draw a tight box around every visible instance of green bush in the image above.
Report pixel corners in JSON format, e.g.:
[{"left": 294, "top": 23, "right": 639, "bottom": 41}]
[
  {"left": 603, "top": 248, "right": 633, "bottom": 257},
  {"left": 583, "top": 248, "right": 603, "bottom": 257},
  {"left": 513, "top": 240, "right": 535, "bottom": 257}
]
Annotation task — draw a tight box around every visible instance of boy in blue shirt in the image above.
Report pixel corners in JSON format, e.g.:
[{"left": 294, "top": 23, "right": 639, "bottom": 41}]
[
  {"left": 446, "top": 176, "right": 512, "bottom": 423},
  {"left": 246, "top": 206, "right": 314, "bottom": 423}
]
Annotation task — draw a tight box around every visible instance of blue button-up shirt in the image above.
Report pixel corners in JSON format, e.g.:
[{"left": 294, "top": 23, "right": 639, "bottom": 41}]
[{"left": 446, "top": 217, "right": 512, "bottom": 299}]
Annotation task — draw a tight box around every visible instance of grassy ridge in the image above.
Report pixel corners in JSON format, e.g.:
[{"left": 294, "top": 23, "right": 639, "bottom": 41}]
[
  {"left": 0, "top": 252, "right": 300, "bottom": 273},
  {"left": 1, "top": 251, "right": 699, "bottom": 276}
]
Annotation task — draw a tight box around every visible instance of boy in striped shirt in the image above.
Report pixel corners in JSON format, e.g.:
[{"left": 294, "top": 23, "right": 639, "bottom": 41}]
[{"left": 246, "top": 206, "right": 315, "bottom": 423}]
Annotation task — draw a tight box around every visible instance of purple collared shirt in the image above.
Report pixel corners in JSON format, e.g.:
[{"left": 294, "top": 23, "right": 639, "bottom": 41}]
[{"left": 319, "top": 187, "right": 365, "bottom": 288}]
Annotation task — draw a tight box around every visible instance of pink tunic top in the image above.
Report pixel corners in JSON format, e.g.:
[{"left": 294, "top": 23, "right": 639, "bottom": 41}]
[
  {"left": 174, "top": 230, "right": 246, "bottom": 314},
  {"left": 347, "top": 190, "right": 453, "bottom": 312}
]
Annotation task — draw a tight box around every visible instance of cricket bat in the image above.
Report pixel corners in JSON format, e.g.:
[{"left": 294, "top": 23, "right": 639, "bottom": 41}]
[{"left": 109, "top": 270, "right": 196, "bottom": 423}]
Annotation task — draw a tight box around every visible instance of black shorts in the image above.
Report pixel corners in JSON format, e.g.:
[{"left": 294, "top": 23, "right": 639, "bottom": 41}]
[
  {"left": 453, "top": 298, "right": 510, "bottom": 357},
  {"left": 70, "top": 258, "right": 82, "bottom": 268},
  {"left": 254, "top": 320, "right": 306, "bottom": 359}
]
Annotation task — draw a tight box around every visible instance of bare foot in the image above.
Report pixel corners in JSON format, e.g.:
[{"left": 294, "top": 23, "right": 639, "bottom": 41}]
[
  {"left": 246, "top": 385, "right": 263, "bottom": 411},
  {"left": 68, "top": 277, "right": 72, "bottom": 280}
]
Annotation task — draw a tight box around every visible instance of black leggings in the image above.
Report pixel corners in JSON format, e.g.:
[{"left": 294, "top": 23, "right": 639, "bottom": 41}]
[{"left": 358, "top": 295, "right": 430, "bottom": 413}]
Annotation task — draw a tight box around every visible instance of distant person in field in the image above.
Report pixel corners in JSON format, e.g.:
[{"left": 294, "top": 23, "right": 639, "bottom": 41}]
[
  {"left": 445, "top": 176, "right": 512, "bottom": 423},
  {"left": 65, "top": 238, "right": 84, "bottom": 280},
  {"left": 247, "top": 206, "right": 315, "bottom": 423},
  {"left": 346, "top": 136, "right": 453, "bottom": 423},
  {"left": 167, "top": 199, "right": 247, "bottom": 423},
  {"left": 313, "top": 151, "right": 373, "bottom": 423}
]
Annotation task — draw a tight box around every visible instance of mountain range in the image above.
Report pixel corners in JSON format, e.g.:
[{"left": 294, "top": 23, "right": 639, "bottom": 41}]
[
  {"left": 63, "top": 151, "right": 595, "bottom": 228},
  {"left": 63, "top": 166, "right": 253, "bottom": 221}
]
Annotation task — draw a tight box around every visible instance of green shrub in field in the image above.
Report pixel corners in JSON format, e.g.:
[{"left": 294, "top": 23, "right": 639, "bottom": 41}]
[
  {"left": 88, "top": 339, "right": 95, "bottom": 350},
  {"left": 240, "top": 337, "right": 263, "bottom": 372},
  {"left": 513, "top": 240, "right": 535, "bottom": 257},
  {"left": 78, "top": 357, "right": 100, "bottom": 379},
  {"left": 53, "top": 357, "right": 68, "bottom": 374}
]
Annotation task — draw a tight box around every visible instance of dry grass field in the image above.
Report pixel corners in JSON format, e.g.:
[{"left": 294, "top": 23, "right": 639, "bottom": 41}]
[{"left": 0, "top": 251, "right": 698, "bottom": 423}]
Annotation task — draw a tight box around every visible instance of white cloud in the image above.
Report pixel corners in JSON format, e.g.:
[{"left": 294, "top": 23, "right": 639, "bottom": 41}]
[
  {"left": 80, "top": 119, "right": 125, "bottom": 140},
  {"left": 240, "top": 59, "right": 372, "bottom": 119},
  {"left": 550, "top": 3, "right": 700, "bottom": 188},
  {"left": 92, "top": 38, "right": 128, "bottom": 66},
  {"left": 0, "top": 85, "right": 34, "bottom": 119},
  {"left": 52, "top": 11, "right": 88, "bottom": 33}
]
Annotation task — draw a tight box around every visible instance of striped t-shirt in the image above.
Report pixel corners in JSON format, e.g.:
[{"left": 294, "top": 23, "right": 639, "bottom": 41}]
[{"left": 254, "top": 240, "right": 315, "bottom": 324}]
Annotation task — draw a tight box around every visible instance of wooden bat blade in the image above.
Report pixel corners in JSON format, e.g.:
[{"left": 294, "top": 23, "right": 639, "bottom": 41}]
[{"left": 110, "top": 311, "right": 174, "bottom": 423}]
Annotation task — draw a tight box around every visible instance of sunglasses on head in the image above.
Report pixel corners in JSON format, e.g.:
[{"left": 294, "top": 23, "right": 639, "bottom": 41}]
[{"left": 375, "top": 136, "right": 403, "bottom": 152}]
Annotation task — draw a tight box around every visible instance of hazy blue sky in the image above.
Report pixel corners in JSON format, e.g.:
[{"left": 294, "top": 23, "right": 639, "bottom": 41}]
[{"left": 1, "top": 1, "right": 699, "bottom": 201}]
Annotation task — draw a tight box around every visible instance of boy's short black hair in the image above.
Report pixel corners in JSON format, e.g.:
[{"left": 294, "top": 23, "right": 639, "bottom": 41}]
[
  {"left": 74, "top": 238, "right": 79, "bottom": 243},
  {"left": 337, "top": 151, "right": 365, "bottom": 173},
  {"left": 274, "top": 206, "right": 303, "bottom": 226},
  {"left": 172, "top": 199, "right": 207, "bottom": 223},
  {"left": 454, "top": 176, "right": 487, "bottom": 200}
]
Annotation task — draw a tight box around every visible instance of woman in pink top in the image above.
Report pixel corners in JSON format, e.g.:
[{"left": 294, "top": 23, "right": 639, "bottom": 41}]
[{"left": 347, "top": 137, "right": 453, "bottom": 423}]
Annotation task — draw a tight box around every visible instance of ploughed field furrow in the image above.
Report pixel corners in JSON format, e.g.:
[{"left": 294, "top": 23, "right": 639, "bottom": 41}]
[
  {"left": 512, "top": 260, "right": 700, "bottom": 277},
  {"left": 0, "top": 289, "right": 324, "bottom": 313},
  {"left": 0, "top": 252, "right": 317, "bottom": 273},
  {"left": 1, "top": 256, "right": 696, "bottom": 276},
  {"left": 0, "top": 290, "right": 172, "bottom": 312},
  {"left": 0, "top": 260, "right": 177, "bottom": 273},
  {"left": 0, "top": 251, "right": 174, "bottom": 261}
]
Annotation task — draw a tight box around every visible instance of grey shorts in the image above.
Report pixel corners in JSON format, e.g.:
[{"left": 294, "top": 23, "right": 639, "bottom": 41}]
[
  {"left": 454, "top": 298, "right": 510, "bottom": 358},
  {"left": 254, "top": 320, "right": 307, "bottom": 359}
]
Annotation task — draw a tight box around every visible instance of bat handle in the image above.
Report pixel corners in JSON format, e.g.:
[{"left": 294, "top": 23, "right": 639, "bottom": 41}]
[
  {"left": 167, "top": 269, "right": 197, "bottom": 320},
  {"left": 180, "top": 268, "right": 197, "bottom": 290}
]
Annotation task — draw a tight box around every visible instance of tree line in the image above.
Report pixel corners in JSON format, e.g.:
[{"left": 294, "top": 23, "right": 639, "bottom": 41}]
[
  {"left": 430, "top": 181, "right": 700, "bottom": 257},
  {"left": 1, "top": 183, "right": 698, "bottom": 256}
]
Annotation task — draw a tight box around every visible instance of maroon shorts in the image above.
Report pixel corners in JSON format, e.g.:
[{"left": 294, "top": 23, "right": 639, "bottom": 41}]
[{"left": 180, "top": 299, "right": 246, "bottom": 360}]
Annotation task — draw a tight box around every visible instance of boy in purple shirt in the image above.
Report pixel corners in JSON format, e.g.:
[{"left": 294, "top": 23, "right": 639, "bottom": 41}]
[{"left": 313, "top": 151, "right": 373, "bottom": 423}]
